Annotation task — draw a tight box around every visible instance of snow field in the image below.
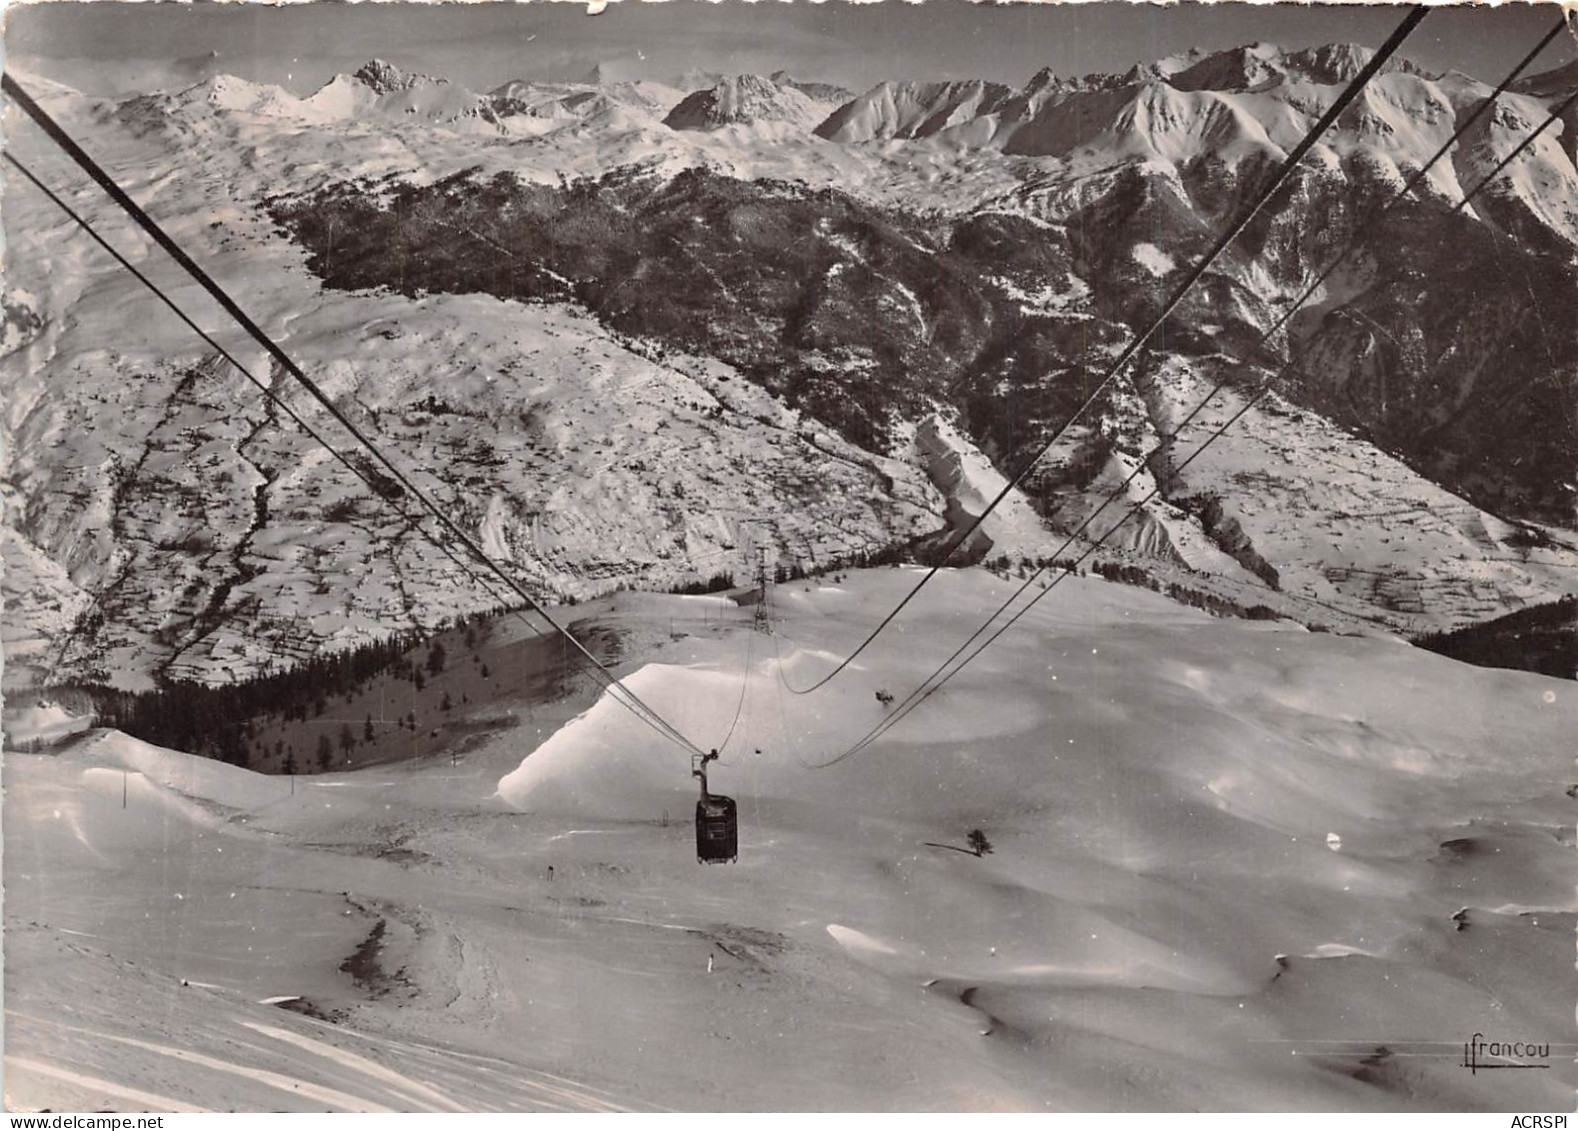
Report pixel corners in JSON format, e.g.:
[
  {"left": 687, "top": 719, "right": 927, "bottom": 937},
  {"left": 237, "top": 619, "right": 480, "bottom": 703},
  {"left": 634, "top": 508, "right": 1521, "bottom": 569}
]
[{"left": 10, "top": 569, "right": 1566, "bottom": 1109}]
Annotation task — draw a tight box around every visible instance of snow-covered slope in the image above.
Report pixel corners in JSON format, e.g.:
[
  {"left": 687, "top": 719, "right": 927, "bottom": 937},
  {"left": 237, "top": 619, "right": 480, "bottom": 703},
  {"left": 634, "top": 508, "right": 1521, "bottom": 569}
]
[
  {"left": 6, "top": 572, "right": 1572, "bottom": 1110},
  {"left": 816, "top": 79, "right": 1016, "bottom": 143},
  {"left": 909, "top": 414, "right": 1052, "bottom": 562}
]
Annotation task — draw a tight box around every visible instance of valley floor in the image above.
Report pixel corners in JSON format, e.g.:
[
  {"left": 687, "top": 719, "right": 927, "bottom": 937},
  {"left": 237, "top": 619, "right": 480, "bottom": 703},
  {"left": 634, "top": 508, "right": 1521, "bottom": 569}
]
[{"left": 4, "top": 568, "right": 1573, "bottom": 1111}]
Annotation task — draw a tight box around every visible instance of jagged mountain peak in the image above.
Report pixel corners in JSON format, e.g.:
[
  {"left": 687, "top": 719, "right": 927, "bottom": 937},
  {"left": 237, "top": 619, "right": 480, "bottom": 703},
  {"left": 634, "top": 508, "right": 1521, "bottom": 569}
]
[
  {"left": 1023, "top": 66, "right": 1065, "bottom": 96},
  {"left": 708, "top": 72, "right": 779, "bottom": 96},
  {"left": 1282, "top": 41, "right": 1429, "bottom": 85},
  {"left": 298, "top": 61, "right": 502, "bottom": 133},
  {"left": 352, "top": 58, "right": 447, "bottom": 96},
  {"left": 663, "top": 73, "right": 826, "bottom": 131},
  {"left": 1165, "top": 42, "right": 1297, "bottom": 92},
  {"left": 1166, "top": 40, "right": 1428, "bottom": 92}
]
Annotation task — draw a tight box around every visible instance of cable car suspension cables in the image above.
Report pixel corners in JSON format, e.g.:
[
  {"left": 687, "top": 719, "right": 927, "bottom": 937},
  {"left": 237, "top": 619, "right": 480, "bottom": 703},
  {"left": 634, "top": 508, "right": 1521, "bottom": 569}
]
[
  {"left": 3, "top": 75, "right": 706, "bottom": 758},
  {"left": 776, "top": 4, "right": 1430, "bottom": 697},
  {"left": 810, "top": 47, "right": 1578, "bottom": 768},
  {"left": 714, "top": 629, "right": 755, "bottom": 757},
  {"left": 3, "top": 152, "right": 523, "bottom": 622},
  {"left": 5, "top": 147, "right": 682, "bottom": 740}
]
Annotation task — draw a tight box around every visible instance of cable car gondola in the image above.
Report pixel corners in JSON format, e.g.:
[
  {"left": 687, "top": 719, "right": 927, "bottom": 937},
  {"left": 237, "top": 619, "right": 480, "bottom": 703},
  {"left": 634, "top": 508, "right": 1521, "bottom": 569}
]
[{"left": 693, "top": 750, "right": 737, "bottom": 865}]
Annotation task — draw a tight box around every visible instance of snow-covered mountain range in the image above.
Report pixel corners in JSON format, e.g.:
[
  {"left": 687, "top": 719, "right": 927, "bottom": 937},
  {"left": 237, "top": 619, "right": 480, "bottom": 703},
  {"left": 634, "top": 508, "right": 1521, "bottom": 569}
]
[{"left": 3, "top": 43, "right": 1575, "bottom": 687}]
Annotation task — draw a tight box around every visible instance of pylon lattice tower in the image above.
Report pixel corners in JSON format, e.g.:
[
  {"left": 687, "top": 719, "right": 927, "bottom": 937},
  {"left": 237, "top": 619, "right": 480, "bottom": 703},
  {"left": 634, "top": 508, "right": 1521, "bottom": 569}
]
[{"left": 752, "top": 545, "right": 772, "bottom": 634}]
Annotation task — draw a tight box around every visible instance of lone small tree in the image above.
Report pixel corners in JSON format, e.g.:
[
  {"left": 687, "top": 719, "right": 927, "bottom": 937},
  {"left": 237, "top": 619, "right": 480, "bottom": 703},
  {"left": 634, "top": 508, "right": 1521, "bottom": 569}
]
[
  {"left": 427, "top": 641, "right": 447, "bottom": 676},
  {"left": 364, "top": 713, "right": 375, "bottom": 742},
  {"left": 339, "top": 723, "right": 357, "bottom": 757},
  {"left": 316, "top": 733, "right": 333, "bottom": 771}
]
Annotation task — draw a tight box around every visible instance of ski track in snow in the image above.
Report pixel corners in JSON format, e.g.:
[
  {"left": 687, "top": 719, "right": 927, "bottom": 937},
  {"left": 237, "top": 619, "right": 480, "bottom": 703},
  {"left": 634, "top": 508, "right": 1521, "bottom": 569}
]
[
  {"left": 14, "top": 1016, "right": 400, "bottom": 1113},
  {"left": 4, "top": 1057, "right": 210, "bottom": 1114}
]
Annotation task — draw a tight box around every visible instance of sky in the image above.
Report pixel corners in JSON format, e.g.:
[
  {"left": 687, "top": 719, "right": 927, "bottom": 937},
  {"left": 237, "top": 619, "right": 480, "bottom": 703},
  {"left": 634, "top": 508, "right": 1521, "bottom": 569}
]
[{"left": 5, "top": 0, "right": 1575, "bottom": 98}]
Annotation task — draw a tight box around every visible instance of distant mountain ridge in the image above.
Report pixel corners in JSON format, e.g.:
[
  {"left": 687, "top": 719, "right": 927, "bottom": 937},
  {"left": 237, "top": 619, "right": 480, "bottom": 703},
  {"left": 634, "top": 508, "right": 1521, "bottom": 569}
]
[
  {"left": 817, "top": 41, "right": 1444, "bottom": 153},
  {"left": 4, "top": 38, "right": 1576, "bottom": 686}
]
